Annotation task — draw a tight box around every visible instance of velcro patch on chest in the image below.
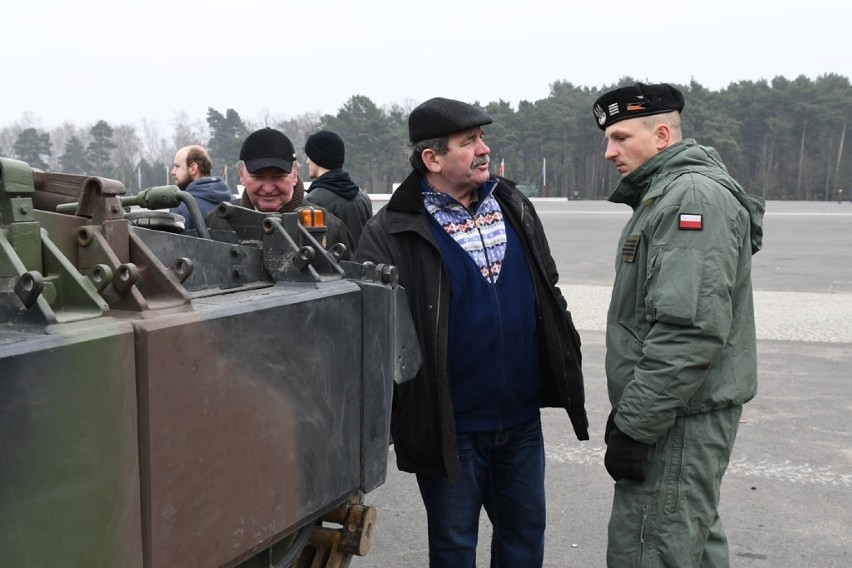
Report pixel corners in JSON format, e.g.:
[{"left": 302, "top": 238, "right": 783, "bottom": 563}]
[
  {"left": 678, "top": 213, "right": 703, "bottom": 230},
  {"left": 621, "top": 233, "right": 641, "bottom": 262}
]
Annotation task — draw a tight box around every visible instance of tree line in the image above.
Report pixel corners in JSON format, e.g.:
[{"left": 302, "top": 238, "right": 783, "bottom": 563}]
[{"left": 2, "top": 74, "right": 849, "bottom": 201}]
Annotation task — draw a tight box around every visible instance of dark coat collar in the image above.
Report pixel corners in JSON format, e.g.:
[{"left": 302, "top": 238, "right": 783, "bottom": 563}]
[{"left": 387, "top": 170, "right": 518, "bottom": 213}]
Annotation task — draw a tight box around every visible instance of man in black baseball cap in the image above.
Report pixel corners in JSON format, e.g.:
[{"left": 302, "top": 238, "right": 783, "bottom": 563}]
[
  {"left": 353, "top": 97, "right": 588, "bottom": 567},
  {"left": 233, "top": 127, "right": 301, "bottom": 212},
  {"left": 206, "top": 127, "right": 353, "bottom": 256}
]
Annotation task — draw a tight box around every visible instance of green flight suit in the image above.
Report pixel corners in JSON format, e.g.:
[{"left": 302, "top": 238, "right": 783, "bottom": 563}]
[{"left": 605, "top": 139, "right": 765, "bottom": 567}]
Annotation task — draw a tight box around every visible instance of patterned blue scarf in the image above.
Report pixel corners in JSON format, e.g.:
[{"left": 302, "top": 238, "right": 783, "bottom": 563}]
[{"left": 422, "top": 178, "right": 507, "bottom": 282}]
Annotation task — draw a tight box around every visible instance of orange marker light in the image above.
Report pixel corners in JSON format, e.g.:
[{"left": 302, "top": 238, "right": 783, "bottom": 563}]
[{"left": 297, "top": 207, "right": 326, "bottom": 228}]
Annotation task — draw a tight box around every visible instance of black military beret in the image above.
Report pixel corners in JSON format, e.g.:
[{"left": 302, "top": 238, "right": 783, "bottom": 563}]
[
  {"left": 592, "top": 83, "right": 685, "bottom": 130},
  {"left": 408, "top": 97, "right": 493, "bottom": 143}
]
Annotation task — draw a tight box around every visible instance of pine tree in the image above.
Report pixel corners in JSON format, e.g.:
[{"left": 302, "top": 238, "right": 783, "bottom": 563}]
[
  {"left": 86, "top": 120, "right": 116, "bottom": 176},
  {"left": 13, "top": 128, "right": 52, "bottom": 170},
  {"left": 207, "top": 108, "right": 248, "bottom": 173},
  {"left": 59, "top": 136, "right": 91, "bottom": 174}
]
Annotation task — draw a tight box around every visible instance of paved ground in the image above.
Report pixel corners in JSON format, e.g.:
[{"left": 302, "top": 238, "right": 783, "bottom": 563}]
[{"left": 354, "top": 199, "right": 852, "bottom": 567}]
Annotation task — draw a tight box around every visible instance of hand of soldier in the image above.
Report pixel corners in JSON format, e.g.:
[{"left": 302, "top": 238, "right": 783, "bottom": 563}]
[{"left": 604, "top": 427, "right": 651, "bottom": 482}]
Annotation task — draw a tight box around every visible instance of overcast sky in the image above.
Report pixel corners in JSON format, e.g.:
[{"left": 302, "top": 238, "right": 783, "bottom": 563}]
[{"left": 3, "top": 0, "right": 850, "bottom": 130}]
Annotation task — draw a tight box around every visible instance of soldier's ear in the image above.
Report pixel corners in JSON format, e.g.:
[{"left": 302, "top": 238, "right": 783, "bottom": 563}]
[{"left": 655, "top": 123, "right": 672, "bottom": 151}]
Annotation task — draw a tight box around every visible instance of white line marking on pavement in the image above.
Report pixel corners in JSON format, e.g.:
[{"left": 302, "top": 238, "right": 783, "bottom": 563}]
[
  {"left": 545, "top": 445, "right": 852, "bottom": 487},
  {"left": 559, "top": 285, "right": 852, "bottom": 343}
]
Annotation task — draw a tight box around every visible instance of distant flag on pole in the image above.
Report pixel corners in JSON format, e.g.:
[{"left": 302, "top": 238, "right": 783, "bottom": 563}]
[
  {"left": 541, "top": 158, "right": 547, "bottom": 191},
  {"left": 498, "top": 158, "right": 505, "bottom": 177}
]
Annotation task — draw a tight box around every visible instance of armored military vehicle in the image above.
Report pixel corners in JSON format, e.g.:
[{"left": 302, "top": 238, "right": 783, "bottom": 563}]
[{"left": 0, "top": 157, "right": 421, "bottom": 568}]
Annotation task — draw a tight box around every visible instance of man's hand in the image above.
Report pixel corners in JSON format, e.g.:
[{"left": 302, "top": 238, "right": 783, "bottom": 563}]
[{"left": 604, "top": 426, "right": 651, "bottom": 482}]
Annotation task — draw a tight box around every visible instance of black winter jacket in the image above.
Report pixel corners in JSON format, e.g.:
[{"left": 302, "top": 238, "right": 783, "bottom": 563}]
[
  {"left": 354, "top": 171, "right": 588, "bottom": 481},
  {"left": 305, "top": 169, "right": 373, "bottom": 249}
]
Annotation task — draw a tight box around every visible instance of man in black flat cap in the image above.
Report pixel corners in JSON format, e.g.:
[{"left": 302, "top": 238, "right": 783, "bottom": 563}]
[
  {"left": 206, "top": 127, "right": 352, "bottom": 256},
  {"left": 354, "top": 97, "right": 588, "bottom": 567},
  {"left": 593, "top": 83, "right": 765, "bottom": 567},
  {"left": 303, "top": 130, "right": 373, "bottom": 248}
]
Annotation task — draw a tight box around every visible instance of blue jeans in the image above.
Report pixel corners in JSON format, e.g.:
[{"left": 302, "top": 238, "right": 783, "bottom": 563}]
[{"left": 415, "top": 418, "right": 546, "bottom": 568}]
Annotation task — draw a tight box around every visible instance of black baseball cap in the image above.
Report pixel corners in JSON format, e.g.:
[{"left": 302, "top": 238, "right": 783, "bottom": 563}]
[{"left": 240, "top": 128, "right": 296, "bottom": 173}]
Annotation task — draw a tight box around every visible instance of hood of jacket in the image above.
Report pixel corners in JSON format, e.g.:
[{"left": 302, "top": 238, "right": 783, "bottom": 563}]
[
  {"left": 307, "top": 169, "right": 361, "bottom": 200},
  {"left": 609, "top": 139, "right": 765, "bottom": 254},
  {"left": 185, "top": 176, "right": 233, "bottom": 205}
]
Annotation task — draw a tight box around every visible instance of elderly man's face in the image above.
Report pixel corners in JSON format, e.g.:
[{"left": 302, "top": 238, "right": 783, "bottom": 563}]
[
  {"left": 241, "top": 166, "right": 297, "bottom": 212},
  {"left": 433, "top": 127, "right": 491, "bottom": 192}
]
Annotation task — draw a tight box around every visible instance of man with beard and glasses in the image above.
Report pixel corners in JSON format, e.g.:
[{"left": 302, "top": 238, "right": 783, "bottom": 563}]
[
  {"left": 169, "top": 145, "right": 233, "bottom": 230},
  {"left": 354, "top": 97, "right": 589, "bottom": 568}
]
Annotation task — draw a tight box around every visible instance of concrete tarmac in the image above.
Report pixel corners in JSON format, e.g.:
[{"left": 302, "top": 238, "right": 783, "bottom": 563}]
[{"left": 354, "top": 199, "right": 852, "bottom": 567}]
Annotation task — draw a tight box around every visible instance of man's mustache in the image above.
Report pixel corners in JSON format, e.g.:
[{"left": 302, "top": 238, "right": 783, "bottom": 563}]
[{"left": 471, "top": 156, "right": 490, "bottom": 169}]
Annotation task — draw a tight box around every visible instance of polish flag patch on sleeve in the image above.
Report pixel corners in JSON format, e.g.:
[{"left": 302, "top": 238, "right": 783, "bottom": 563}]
[{"left": 678, "top": 213, "right": 703, "bottom": 230}]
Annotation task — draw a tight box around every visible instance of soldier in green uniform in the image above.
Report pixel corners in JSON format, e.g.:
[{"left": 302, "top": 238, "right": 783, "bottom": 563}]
[{"left": 592, "top": 83, "right": 765, "bottom": 567}]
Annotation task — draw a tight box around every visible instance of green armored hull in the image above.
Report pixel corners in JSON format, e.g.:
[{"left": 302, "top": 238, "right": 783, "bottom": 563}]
[{"left": 0, "top": 158, "right": 420, "bottom": 568}]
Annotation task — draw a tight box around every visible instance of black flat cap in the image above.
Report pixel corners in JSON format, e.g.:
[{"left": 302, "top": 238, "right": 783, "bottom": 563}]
[
  {"left": 592, "top": 83, "right": 685, "bottom": 130},
  {"left": 408, "top": 97, "right": 493, "bottom": 142},
  {"left": 240, "top": 128, "right": 296, "bottom": 173}
]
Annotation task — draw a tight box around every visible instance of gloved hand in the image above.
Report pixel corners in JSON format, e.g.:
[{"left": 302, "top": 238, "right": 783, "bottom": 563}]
[
  {"left": 604, "top": 426, "right": 651, "bottom": 482},
  {"left": 604, "top": 411, "right": 616, "bottom": 444}
]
